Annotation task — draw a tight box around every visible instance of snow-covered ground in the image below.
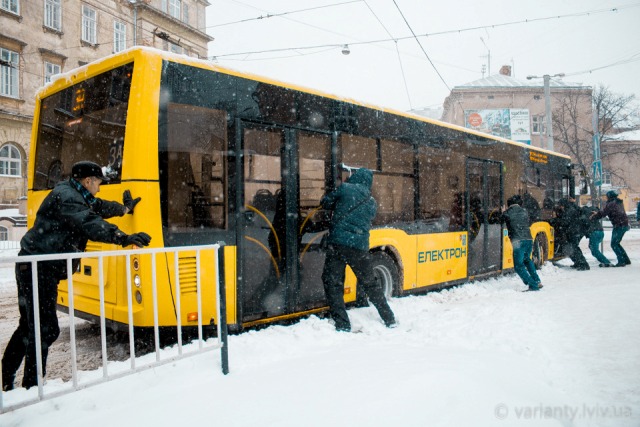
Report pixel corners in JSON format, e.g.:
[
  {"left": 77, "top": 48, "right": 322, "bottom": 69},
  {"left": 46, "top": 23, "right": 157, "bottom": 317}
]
[{"left": 1, "top": 229, "right": 639, "bottom": 427}]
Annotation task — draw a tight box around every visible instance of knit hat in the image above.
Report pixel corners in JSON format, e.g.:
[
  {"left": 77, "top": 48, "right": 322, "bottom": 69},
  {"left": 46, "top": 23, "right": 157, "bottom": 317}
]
[{"left": 606, "top": 190, "right": 618, "bottom": 200}]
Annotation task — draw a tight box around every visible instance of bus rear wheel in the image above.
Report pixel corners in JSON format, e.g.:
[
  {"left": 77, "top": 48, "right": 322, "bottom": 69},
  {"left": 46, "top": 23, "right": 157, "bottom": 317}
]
[
  {"left": 371, "top": 251, "right": 399, "bottom": 299},
  {"left": 532, "top": 235, "right": 547, "bottom": 269}
]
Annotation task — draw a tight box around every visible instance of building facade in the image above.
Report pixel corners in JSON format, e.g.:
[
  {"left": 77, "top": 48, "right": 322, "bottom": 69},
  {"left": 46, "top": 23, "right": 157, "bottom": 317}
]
[
  {"left": 441, "top": 66, "right": 638, "bottom": 211},
  {"left": 441, "top": 65, "right": 593, "bottom": 153},
  {"left": 0, "top": 0, "right": 213, "bottom": 217}
]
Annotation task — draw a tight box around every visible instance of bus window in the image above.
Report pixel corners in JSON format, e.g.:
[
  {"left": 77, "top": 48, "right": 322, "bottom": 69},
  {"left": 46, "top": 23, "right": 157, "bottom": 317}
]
[
  {"left": 298, "top": 132, "right": 331, "bottom": 221},
  {"left": 161, "top": 103, "right": 228, "bottom": 233},
  {"left": 339, "top": 134, "right": 377, "bottom": 171},
  {"left": 417, "top": 146, "right": 465, "bottom": 233},
  {"left": 374, "top": 139, "right": 415, "bottom": 225},
  {"left": 33, "top": 63, "right": 133, "bottom": 189},
  {"left": 243, "top": 128, "right": 282, "bottom": 209}
]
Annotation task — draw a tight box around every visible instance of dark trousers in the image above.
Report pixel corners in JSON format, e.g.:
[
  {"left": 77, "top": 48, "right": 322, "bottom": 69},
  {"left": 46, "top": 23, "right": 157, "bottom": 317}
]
[
  {"left": 566, "top": 234, "right": 588, "bottom": 268},
  {"left": 611, "top": 226, "right": 631, "bottom": 265},
  {"left": 321, "top": 244, "right": 395, "bottom": 331},
  {"left": 2, "top": 262, "right": 61, "bottom": 390}
]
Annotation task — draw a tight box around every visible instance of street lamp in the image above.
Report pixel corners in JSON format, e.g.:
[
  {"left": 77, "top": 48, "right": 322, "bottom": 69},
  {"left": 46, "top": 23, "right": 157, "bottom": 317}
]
[{"left": 526, "top": 73, "right": 565, "bottom": 151}]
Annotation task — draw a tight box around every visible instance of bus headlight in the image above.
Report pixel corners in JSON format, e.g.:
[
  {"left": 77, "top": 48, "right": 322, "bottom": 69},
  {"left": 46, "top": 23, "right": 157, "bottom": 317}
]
[
  {"left": 132, "top": 258, "right": 139, "bottom": 271},
  {"left": 134, "top": 274, "right": 141, "bottom": 288},
  {"left": 135, "top": 291, "right": 142, "bottom": 304}
]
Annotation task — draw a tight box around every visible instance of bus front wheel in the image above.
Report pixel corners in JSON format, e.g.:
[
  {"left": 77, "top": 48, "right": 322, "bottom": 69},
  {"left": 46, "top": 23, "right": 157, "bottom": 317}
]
[
  {"left": 532, "top": 235, "right": 547, "bottom": 269},
  {"left": 371, "top": 251, "right": 399, "bottom": 299}
]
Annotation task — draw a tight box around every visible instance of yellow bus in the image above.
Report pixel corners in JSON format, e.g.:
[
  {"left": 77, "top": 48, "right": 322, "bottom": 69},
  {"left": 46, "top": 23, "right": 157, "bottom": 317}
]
[{"left": 28, "top": 47, "right": 574, "bottom": 333}]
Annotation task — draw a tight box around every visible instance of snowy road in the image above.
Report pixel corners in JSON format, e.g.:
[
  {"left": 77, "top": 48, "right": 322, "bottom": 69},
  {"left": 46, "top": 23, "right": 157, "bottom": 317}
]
[{"left": 1, "top": 229, "right": 639, "bottom": 427}]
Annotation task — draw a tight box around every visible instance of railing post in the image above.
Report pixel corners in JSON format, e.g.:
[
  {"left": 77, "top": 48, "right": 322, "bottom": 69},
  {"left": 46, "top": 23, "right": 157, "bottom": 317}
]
[
  {"left": 31, "top": 261, "right": 45, "bottom": 398},
  {"left": 98, "top": 256, "right": 108, "bottom": 378},
  {"left": 67, "top": 258, "right": 78, "bottom": 388},
  {"left": 216, "top": 246, "right": 229, "bottom": 375},
  {"left": 173, "top": 250, "right": 183, "bottom": 355},
  {"left": 125, "top": 254, "right": 136, "bottom": 370}
]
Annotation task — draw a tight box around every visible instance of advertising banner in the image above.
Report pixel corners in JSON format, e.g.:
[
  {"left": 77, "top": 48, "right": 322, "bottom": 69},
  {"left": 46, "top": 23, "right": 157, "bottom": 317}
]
[{"left": 464, "top": 109, "right": 531, "bottom": 145}]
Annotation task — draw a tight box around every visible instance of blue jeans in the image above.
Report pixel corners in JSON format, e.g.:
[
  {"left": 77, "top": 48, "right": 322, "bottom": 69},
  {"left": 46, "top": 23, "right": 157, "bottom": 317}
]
[
  {"left": 588, "top": 230, "right": 611, "bottom": 265},
  {"left": 611, "top": 226, "right": 631, "bottom": 265},
  {"left": 512, "top": 239, "right": 541, "bottom": 289}
]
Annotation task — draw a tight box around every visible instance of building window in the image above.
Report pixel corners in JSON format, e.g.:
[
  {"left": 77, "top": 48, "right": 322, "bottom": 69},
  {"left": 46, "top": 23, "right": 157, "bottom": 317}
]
[
  {"left": 532, "top": 115, "right": 546, "bottom": 134},
  {"left": 44, "top": 61, "right": 61, "bottom": 84},
  {"left": 0, "top": 143, "right": 21, "bottom": 176},
  {"left": 0, "top": 226, "right": 7, "bottom": 241},
  {"left": 82, "top": 5, "right": 97, "bottom": 44},
  {"left": 44, "top": 0, "right": 61, "bottom": 31},
  {"left": 602, "top": 170, "right": 612, "bottom": 186},
  {"left": 169, "top": 42, "right": 182, "bottom": 54},
  {"left": 0, "top": 48, "right": 19, "bottom": 98},
  {"left": 1, "top": 0, "right": 19, "bottom": 14},
  {"left": 169, "top": 0, "right": 181, "bottom": 19},
  {"left": 114, "top": 20, "right": 126, "bottom": 53},
  {"left": 183, "top": 3, "right": 189, "bottom": 24}
]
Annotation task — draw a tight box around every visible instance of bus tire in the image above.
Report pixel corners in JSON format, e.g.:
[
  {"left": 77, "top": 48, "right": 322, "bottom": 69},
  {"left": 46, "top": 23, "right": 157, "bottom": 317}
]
[
  {"left": 370, "top": 251, "right": 399, "bottom": 299},
  {"left": 532, "top": 234, "right": 547, "bottom": 269}
]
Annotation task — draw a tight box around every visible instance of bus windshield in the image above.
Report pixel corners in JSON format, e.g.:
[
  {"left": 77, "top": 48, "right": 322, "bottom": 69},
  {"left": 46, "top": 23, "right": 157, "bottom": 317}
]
[{"left": 32, "top": 62, "right": 134, "bottom": 190}]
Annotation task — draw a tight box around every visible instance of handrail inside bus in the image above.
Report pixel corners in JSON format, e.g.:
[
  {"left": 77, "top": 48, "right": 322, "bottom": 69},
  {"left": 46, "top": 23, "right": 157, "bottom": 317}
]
[{"left": 245, "top": 204, "right": 281, "bottom": 262}]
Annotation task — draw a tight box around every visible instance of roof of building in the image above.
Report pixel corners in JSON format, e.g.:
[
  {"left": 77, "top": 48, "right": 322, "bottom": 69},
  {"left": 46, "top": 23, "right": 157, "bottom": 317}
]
[
  {"left": 454, "top": 74, "right": 589, "bottom": 90},
  {"left": 605, "top": 129, "right": 640, "bottom": 142}
]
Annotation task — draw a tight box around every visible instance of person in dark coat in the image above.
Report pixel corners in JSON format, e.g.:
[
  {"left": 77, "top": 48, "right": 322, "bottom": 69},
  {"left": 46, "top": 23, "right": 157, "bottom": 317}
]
[
  {"left": 500, "top": 195, "right": 541, "bottom": 291},
  {"left": 320, "top": 168, "right": 396, "bottom": 332},
  {"left": 591, "top": 190, "right": 631, "bottom": 267},
  {"left": 555, "top": 197, "right": 590, "bottom": 270},
  {"left": 2, "top": 161, "right": 151, "bottom": 391},
  {"left": 581, "top": 204, "right": 612, "bottom": 267}
]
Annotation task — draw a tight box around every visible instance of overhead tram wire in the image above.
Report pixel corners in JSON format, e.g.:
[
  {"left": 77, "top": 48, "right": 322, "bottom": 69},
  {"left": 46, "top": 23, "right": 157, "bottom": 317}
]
[
  {"left": 211, "top": 3, "right": 640, "bottom": 59},
  {"left": 363, "top": 0, "right": 414, "bottom": 110},
  {"left": 391, "top": 0, "right": 451, "bottom": 93},
  {"left": 208, "top": 0, "right": 363, "bottom": 29}
]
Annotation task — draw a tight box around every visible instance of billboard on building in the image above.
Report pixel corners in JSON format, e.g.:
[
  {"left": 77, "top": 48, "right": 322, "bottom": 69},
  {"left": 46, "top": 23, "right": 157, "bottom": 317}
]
[{"left": 464, "top": 108, "right": 531, "bottom": 144}]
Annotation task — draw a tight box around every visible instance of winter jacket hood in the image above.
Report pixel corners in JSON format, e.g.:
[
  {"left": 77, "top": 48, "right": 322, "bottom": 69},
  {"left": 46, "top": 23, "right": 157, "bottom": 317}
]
[
  {"left": 321, "top": 169, "right": 376, "bottom": 251},
  {"left": 346, "top": 168, "right": 373, "bottom": 189}
]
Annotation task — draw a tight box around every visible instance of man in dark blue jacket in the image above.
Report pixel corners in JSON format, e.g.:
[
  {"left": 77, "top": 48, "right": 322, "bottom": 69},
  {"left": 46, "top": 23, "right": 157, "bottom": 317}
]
[
  {"left": 320, "top": 168, "right": 396, "bottom": 332},
  {"left": 591, "top": 190, "right": 630, "bottom": 267},
  {"left": 501, "top": 195, "right": 541, "bottom": 291},
  {"left": 2, "top": 161, "right": 151, "bottom": 391}
]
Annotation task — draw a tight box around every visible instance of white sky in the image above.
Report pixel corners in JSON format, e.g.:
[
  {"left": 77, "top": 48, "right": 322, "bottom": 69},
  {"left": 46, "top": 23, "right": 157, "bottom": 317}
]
[{"left": 204, "top": 0, "right": 640, "bottom": 112}]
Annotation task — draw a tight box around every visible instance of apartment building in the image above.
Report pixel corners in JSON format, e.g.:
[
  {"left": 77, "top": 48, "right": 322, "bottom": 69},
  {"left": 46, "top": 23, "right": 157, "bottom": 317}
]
[
  {"left": 441, "top": 66, "right": 639, "bottom": 211},
  {"left": 0, "top": 0, "right": 213, "bottom": 215}
]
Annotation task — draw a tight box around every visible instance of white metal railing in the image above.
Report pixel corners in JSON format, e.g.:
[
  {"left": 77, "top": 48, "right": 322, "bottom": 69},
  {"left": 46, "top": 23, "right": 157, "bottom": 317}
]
[{"left": 0, "top": 244, "right": 229, "bottom": 413}]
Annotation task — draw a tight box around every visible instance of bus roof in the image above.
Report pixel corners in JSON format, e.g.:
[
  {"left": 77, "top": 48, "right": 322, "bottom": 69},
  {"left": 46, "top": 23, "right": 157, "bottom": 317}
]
[{"left": 42, "top": 46, "right": 570, "bottom": 161}]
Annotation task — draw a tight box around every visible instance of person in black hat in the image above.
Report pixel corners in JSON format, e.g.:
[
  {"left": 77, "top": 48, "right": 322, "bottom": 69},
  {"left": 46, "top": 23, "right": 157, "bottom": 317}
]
[
  {"left": 590, "top": 190, "right": 631, "bottom": 267},
  {"left": 2, "top": 161, "right": 151, "bottom": 391}
]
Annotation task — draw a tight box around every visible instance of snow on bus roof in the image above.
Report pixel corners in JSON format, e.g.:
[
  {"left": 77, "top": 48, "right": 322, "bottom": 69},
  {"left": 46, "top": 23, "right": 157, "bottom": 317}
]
[{"left": 44, "top": 46, "right": 569, "bottom": 160}]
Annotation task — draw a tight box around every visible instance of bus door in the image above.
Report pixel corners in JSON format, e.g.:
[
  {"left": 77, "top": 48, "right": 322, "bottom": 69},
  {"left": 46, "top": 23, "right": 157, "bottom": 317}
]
[
  {"left": 238, "top": 122, "right": 332, "bottom": 322},
  {"left": 466, "top": 158, "right": 503, "bottom": 276}
]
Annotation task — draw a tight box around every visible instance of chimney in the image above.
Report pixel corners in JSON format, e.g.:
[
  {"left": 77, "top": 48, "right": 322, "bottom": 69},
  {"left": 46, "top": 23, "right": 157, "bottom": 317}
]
[{"left": 499, "top": 65, "right": 512, "bottom": 76}]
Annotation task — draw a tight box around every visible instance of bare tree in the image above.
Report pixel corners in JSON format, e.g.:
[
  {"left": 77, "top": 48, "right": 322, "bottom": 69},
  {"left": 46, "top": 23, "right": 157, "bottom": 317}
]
[{"left": 552, "top": 85, "right": 639, "bottom": 202}]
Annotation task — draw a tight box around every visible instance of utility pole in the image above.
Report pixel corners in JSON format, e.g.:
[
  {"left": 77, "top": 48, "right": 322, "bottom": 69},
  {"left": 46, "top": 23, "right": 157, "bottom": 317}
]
[
  {"left": 527, "top": 73, "right": 565, "bottom": 151},
  {"left": 480, "top": 37, "right": 491, "bottom": 76}
]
